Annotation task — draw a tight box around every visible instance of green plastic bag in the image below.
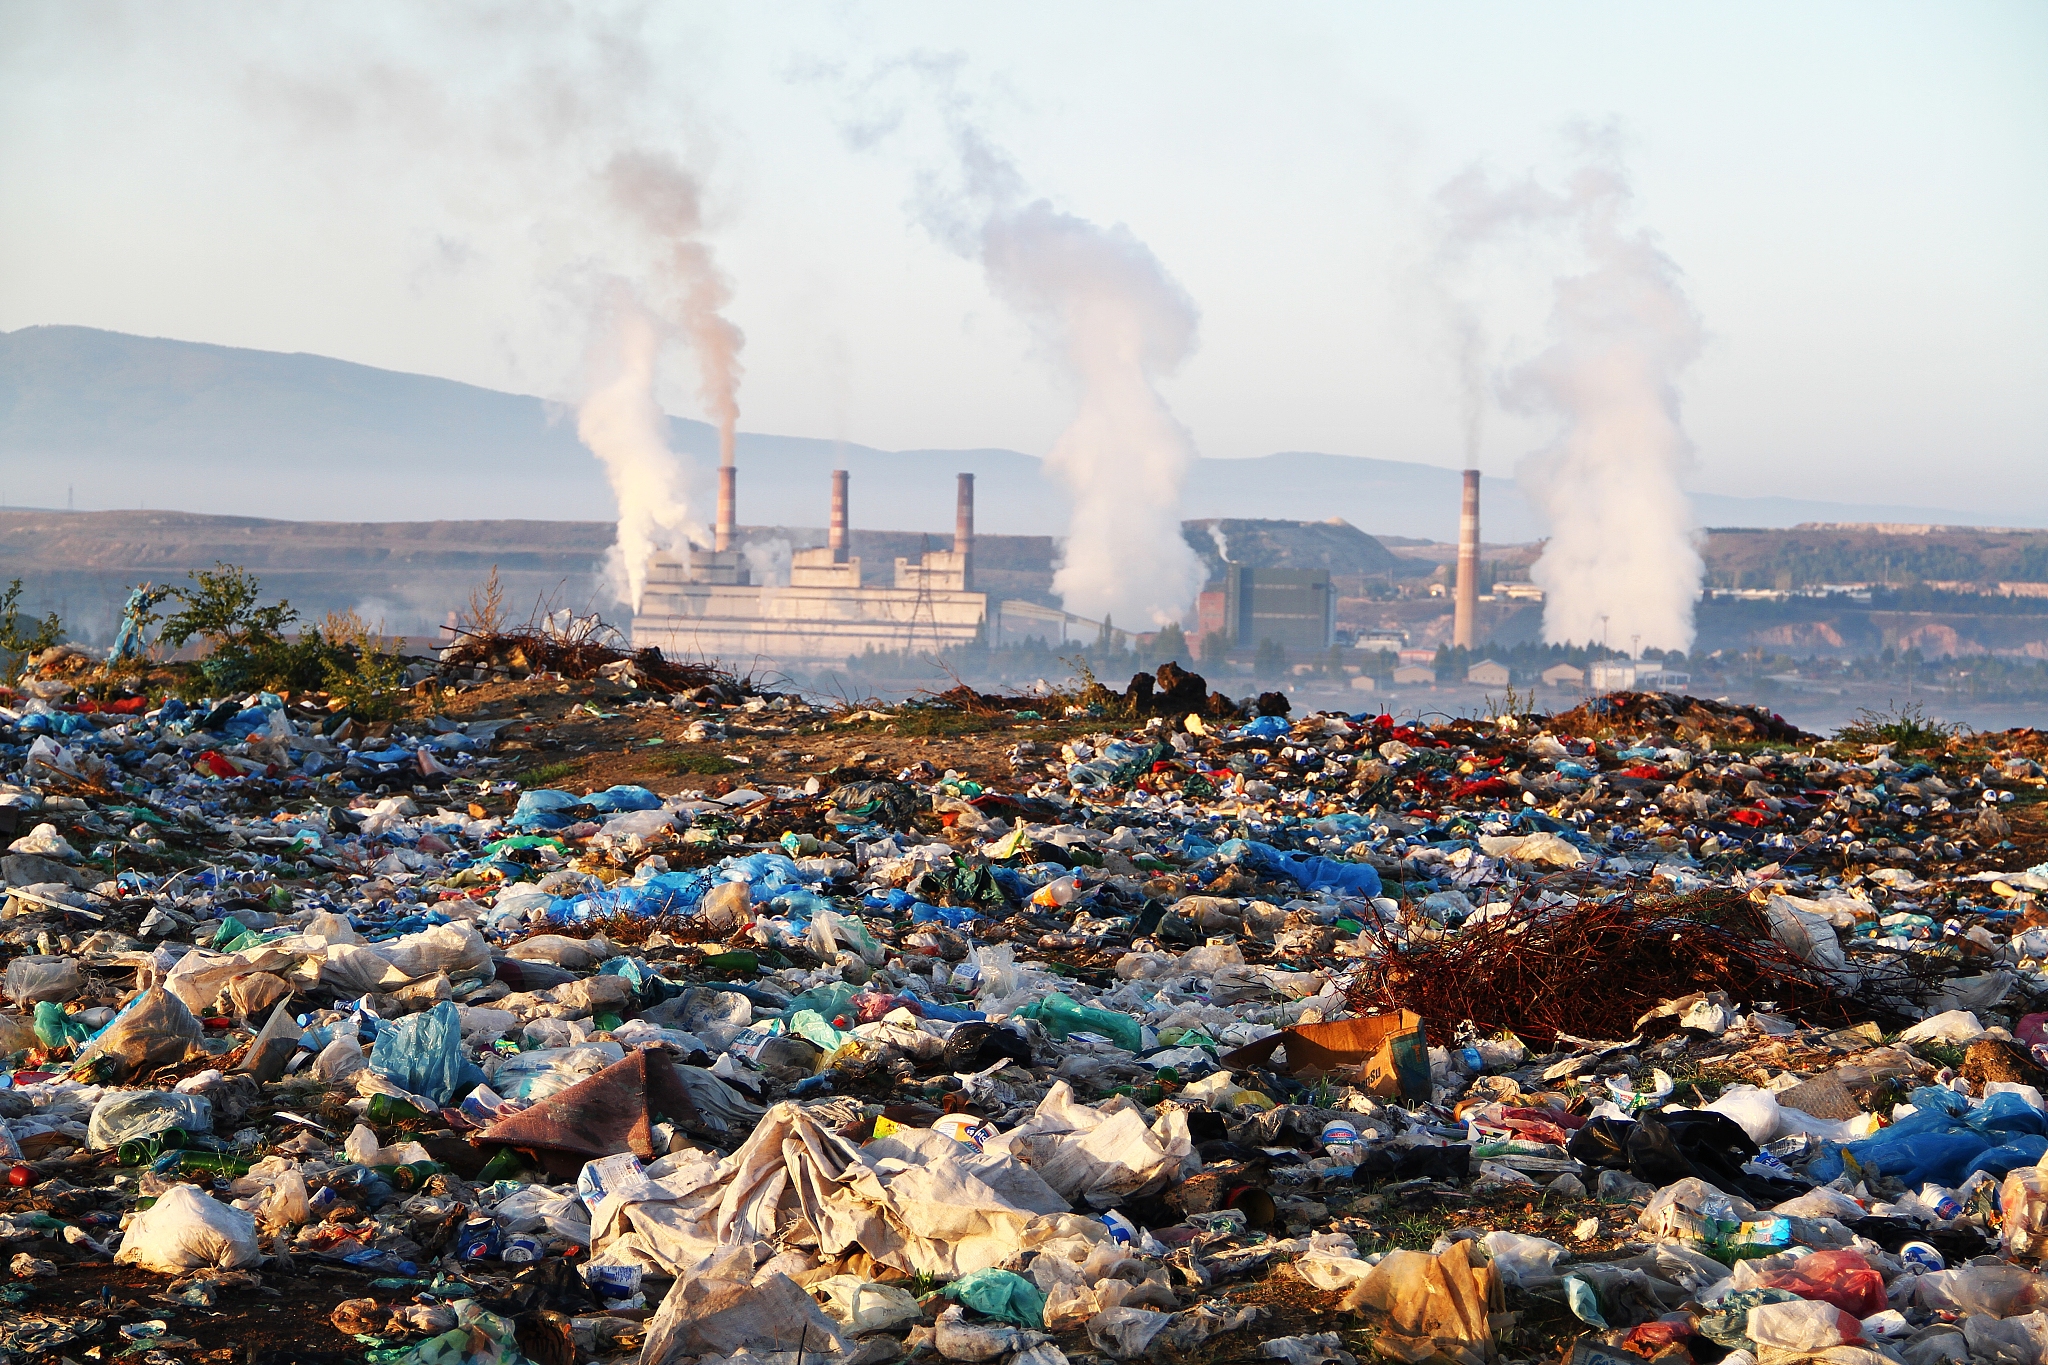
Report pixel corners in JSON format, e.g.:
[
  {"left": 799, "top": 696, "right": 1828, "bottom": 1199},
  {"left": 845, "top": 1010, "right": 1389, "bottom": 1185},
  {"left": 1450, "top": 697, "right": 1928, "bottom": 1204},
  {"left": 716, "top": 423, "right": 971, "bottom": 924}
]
[
  {"left": 940, "top": 1268, "right": 1046, "bottom": 1328},
  {"left": 1014, "top": 992, "right": 1142, "bottom": 1053},
  {"left": 34, "top": 1000, "right": 91, "bottom": 1049}
]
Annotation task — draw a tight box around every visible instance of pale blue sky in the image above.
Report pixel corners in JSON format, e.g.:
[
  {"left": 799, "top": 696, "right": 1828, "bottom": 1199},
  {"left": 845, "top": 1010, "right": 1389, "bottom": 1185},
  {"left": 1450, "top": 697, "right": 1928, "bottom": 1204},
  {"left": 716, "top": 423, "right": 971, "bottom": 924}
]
[{"left": 2, "top": 2, "right": 2042, "bottom": 514}]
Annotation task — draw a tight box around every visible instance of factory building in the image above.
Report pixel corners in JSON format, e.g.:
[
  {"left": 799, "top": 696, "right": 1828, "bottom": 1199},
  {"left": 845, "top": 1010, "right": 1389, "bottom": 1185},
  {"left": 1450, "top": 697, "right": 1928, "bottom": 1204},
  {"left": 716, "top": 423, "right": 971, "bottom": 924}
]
[
  {"left": 631, "top": 472, "right": 988, "bottom": 669},
  {"left": 1198, "top": 565, "right": 1334, "bottom": 649}
]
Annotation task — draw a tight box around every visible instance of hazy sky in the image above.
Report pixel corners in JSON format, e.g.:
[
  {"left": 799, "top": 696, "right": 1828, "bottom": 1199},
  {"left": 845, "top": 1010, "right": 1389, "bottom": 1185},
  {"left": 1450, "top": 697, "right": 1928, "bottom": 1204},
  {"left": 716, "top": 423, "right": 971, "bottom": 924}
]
[{"left": 2, "top": 2, "right": 2043, "bottom": 514}]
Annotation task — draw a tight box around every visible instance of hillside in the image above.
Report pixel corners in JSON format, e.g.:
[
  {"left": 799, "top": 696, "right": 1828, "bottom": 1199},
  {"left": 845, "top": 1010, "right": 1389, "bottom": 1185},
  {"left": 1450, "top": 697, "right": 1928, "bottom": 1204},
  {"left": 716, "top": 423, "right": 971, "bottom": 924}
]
[{"left": 4, "top": 325, "right": 2032, "bottom": 542}]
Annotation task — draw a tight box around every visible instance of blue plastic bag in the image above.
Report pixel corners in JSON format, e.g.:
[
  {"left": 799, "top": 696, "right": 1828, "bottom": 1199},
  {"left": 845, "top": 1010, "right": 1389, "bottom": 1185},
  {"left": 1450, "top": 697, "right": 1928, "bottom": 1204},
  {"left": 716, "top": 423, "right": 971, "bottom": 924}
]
[
  {"left": 584, "top": 785, "right": 664, "bottom": 814},
  {"left": 1236, "top": 715, "right": 1291, "bottom": 741},
  {"left": 367, "top": 1001, "right": 483, "bottom": 1107},
  {"left": 1222, "top": 838, "right": 1383, "bottom": 898},
  {"left": 508, "top": 789, "right": 581, "bottom": 831}
]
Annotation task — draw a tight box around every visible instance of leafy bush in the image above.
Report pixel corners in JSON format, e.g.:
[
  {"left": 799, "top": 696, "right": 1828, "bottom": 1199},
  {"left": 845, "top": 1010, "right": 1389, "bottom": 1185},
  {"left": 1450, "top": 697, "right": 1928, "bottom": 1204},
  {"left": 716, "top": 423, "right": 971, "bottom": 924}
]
[
  {"left": 1837, "top": 701, "right": 1965, "bottom": 752},
  {"left": 0, "top": 579, "right": 64, "bottom": 678},
  {"left": 161, "top": 563, "right": 302, "bottom": 693}
]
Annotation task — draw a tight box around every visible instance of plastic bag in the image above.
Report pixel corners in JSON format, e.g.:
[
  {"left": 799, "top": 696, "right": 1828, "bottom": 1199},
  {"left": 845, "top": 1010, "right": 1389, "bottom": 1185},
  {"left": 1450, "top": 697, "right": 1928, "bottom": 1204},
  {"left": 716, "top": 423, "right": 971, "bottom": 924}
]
[
  {"left": 369, "top": 1001, "right": 483, "bottom": 1106},
  {"left": 312, "top": 1032, "right": 367, "bottom": 1081},
  {"left": 2004, "top": 1167, "right": 2048, "bottom": 1258},
  {"left": 114, "top": 1183, "right": 261, "bottom": 1271},
  {"left": 1706, "top": 1085, "right": 1787, "bottom": 1145},
  {"left": 74, "top": 987, "right": 204, "bottom": 1082},
  {"left": 941, "top": 1268, "right": 1048, "bottom": 1328},
  {"left": 810, "top": 1275, "right": 923, "bottom": 1333},
  {"left": 1480, "top": 1231, "right": 1567, "bottom": 1289},
  {"left": 0, "top": 1011, "right": 34, "bottom": 1056},
  {"left": 1756, "top": 1248, "right": 1887, "bottom": 1317},
  {"left": 1745, "top": 1298, "right": 1861, "bottom": 1353},
  {"left": 369, "top": 921, "right": 493, "bottom": 982},
  {"left": 1014, "top": 992, "right": 1143, "bottom": 1052},
  {"left": 87, "top": 1090, "right": 211, "bottom": 1151},
  {"left": 4, "top": 954, "right": 81, "bottom": 1004},
  {"left": 33, "top": 999, "right": 90, "bottom": 1048}
]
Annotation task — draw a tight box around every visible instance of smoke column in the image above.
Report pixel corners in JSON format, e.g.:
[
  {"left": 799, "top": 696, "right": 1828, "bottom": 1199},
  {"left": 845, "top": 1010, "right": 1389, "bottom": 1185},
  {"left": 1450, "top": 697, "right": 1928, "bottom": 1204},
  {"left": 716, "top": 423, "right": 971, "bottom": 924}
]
[
  {"left": 596, "top": 149, "right": 746, "bottom": 561},
  {"left": 905, "top": 113, "right": 1205, "bottom": 629},
  {"left": 578, "top": 297, "right": 701, "bottom": 611},
  {"left": 1438, "top": 149, "right": 1704, "bottom": 653}
]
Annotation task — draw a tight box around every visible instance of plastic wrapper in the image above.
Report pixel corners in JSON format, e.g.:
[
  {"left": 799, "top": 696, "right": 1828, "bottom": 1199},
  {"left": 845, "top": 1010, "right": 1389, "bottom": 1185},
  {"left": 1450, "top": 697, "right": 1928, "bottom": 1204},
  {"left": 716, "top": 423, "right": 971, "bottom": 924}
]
[
  {"left": 74, "top": 986, "right": 204, "bottom": 1082},
  {"left": 87, "top": 1089, "right": 211, "bottom": 1151},
  {"left": 4, "top": 954, "right": 80, "bottom": 1004},
  {"left": 368, "top": 1000, "right": 484, "bottom": 1106}
]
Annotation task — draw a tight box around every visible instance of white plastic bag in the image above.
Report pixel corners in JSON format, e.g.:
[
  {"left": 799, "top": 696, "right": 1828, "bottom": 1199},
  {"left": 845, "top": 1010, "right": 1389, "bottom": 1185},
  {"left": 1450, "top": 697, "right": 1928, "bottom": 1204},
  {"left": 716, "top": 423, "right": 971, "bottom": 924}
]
[
  {"left": 87, "top": 1090, "right": 211, "bottom": 1151},
  {"left": 114, "top": 1184, "right": 261, "bottom": 1271},
  {"left": 810, "top": 1275, "right": 923, "bottom": 1333},
  {"left": 1480, "top": 1231, "right": 1567, "bottom": 1288},
  {"left": 1706, "top": 1084, "right": 1787, "bottom": 1145},
  {"left": 4, "top": 955, "right": 81, "bottom": 1004}
]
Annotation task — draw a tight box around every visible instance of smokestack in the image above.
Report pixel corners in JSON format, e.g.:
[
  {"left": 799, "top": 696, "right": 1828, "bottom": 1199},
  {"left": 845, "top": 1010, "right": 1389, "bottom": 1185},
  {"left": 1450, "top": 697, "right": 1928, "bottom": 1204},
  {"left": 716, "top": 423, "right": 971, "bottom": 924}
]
[
  {"left": 1453, "top": 469, "right": 1480, "bottom": 649},
  {"left": 829, "top": 468, "right": 850, "bottom": 564},
  {"left": 955, "top": 473, "right": 975, "bottom": 590},
  {"left": 715, "top": 465, "right": 736, "bottom": 553}
]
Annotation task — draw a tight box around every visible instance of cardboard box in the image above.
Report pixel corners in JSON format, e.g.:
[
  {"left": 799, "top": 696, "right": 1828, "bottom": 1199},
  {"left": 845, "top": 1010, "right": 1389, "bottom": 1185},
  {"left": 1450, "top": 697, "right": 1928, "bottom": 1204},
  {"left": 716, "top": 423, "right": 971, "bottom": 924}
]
[{"left": 1220, "top": 1009, "right": 1430, "bottom": 1098}]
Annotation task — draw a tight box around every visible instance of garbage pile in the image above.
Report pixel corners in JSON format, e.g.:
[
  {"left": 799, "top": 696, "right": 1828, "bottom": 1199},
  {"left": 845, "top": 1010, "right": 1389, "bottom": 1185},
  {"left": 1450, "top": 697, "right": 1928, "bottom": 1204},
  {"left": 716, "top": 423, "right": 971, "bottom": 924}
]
[{"left": 2, "top": 652, "right": 2047, "bottom": 1365}]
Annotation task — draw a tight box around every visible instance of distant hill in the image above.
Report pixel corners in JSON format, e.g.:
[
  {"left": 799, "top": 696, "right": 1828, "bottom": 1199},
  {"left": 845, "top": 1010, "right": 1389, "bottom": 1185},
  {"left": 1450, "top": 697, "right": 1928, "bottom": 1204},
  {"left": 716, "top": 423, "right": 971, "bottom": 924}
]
[
  {"left": 1183, "top": 518, "right": 1410, "bottom": 581},
  {"left": 3, "top": 325, "right": 2032, "bottom": 541}
]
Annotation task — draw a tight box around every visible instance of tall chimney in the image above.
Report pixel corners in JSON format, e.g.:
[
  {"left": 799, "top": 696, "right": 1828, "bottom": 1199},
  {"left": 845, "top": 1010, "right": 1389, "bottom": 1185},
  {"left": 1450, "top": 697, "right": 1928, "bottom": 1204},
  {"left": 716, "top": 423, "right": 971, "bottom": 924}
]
[
  {"left": 829, "top": 469, "right": 849, "bottom": 564},
  {"left": 1453, "top": 468, "right": 1480, "bottom": 649},
  {"left": 954, "top": 473, "right": 975, "bottom": 590},
  {"left": 715, "top": 466, "right": 737, "bottom": 554}
]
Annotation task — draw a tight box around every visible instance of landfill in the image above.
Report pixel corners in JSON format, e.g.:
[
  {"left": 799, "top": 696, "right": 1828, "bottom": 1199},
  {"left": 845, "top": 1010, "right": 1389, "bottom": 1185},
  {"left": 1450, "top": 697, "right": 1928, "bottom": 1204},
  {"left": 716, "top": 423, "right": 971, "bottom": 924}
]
[{"left": 3, "top": 641, "right": 2048, "bottom": 1365}]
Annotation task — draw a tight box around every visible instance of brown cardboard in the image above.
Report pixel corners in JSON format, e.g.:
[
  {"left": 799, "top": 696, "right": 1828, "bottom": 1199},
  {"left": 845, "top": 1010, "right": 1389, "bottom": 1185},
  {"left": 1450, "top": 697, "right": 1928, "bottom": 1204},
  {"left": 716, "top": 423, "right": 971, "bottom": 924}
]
[{"left": 1220, "top": 1009, "right": 1430, "bottom": 1098}]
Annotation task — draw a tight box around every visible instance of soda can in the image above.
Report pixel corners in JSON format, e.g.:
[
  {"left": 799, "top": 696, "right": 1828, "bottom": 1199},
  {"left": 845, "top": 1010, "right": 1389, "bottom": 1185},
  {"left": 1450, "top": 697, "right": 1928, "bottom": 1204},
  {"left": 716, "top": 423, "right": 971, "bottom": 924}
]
[
  {"left": 456, "top": 1216, "right": 499, "bottom": 1262},
  {"left": 501, "top": 1234, "right": 543, "bottom": 1263},
  {"left": 585, "top": 1263, "right": 644, "bottom": 1298}
]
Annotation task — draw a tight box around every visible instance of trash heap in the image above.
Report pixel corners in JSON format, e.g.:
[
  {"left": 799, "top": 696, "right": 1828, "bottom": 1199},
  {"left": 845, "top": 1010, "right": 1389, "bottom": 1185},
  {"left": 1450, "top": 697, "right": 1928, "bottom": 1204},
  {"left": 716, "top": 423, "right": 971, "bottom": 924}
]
[{"left": 3, "top": 652, "right": 2047, "bottom": 1365}]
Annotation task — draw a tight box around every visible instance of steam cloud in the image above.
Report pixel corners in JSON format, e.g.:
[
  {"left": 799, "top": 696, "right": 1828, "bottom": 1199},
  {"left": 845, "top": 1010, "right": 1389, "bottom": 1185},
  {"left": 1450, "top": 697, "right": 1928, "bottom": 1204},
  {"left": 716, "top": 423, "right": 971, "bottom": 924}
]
[
  {"left": 897, "top": 93, "right": 1206, "bottom": 629},
  {"left": 582, "top": 149, "right": 748, "bottom": 608},
  {"left": 601, "top": 150, "right": 746, "bottom": 476},
  {"left": 579, "top": 296, "right": 701, "bottom": 611},
  {"left": 238, "top": 11, "right": 744, "bottom": 614},
  {"left": 1438, "top": 145, "right": 1705, "bottom": 653}
]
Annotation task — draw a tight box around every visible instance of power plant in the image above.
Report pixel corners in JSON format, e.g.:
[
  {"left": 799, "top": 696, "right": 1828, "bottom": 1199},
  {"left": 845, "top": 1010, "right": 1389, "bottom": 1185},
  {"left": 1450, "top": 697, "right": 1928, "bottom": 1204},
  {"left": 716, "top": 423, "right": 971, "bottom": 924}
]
[{"left": 630, "top": 470, "right": 988, "bottom": 668}]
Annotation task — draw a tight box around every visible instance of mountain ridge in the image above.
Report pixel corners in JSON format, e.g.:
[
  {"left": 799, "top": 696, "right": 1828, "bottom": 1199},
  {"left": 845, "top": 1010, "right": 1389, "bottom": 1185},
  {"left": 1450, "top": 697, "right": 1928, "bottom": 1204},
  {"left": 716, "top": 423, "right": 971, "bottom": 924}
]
[{"left": 3, "top": 324, "right": 2030, "bottom": 540}]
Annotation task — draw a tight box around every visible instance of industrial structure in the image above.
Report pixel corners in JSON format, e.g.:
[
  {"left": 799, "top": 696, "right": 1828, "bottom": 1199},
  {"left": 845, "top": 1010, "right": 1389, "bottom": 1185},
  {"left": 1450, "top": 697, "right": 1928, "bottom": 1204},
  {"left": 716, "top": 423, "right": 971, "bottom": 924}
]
[
  {"left": 1194, "top": 566, "right": 1334, "bottom": 650},
  {"left": 1453, "top": 468, "right": 1480, "bottom": 648},
  {"left": 631, "top": 471, "right": 988, "bottom": 669}
]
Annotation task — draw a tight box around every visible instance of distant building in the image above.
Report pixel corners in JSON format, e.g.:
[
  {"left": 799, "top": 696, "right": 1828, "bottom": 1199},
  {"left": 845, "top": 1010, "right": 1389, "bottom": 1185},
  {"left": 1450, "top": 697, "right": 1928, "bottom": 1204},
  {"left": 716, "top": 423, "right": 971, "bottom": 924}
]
[
  {"left": 1494, "top": 582, "right": 1545, "bottom": 601},
  {"left": 1202, "top": 566, "right": 1333, "bottom": 649},
  {"left": 1588, "top": 661, "right": 1636, "bottom": 692},
  {"left": 1397, "top": 648, "right": 1437, "bottom": 666},
  {"left": 1392, "top": 664, "right": 1437, "bottom": 686},
  {"left": 1349, "top": 675, "right": 1377, "bottom": 692},
  {"left": 1541, "top": 662, "right": 1585, "bottom": 687},
  {"left": 1586, "top": 661, "right": 1691, "bottom": 693},
  {"left": 1465, "top": 659, "right": 1511, "bottom": 687},
  {"left": 1354, "top": 632, "right": 1406, "bottom": 652}
]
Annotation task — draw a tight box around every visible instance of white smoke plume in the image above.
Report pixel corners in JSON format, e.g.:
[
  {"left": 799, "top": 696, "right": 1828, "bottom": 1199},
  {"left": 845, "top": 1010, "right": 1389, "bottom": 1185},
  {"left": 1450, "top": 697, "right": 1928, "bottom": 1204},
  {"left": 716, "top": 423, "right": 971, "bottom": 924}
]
[
  {"left": 1437, "top": 145, "right": 1705, "bottom": 653},
  {"left": 579, "top": 296, "right": 701, "bottom": 611},
  {"left": 232, "top": 10, "right": 744, "bottom": 615},
  {"left": 740, "top": 537, "right": 792, "bottom": 589},
  {"left": 601, "top": 149, "right": 746, "bottom": 476},
  {"left": 868, "top": 69, "right": 1206, "bottom": 629},
  {"left": 982, "top": 201, "right": 1207, "bottom": 628}
]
